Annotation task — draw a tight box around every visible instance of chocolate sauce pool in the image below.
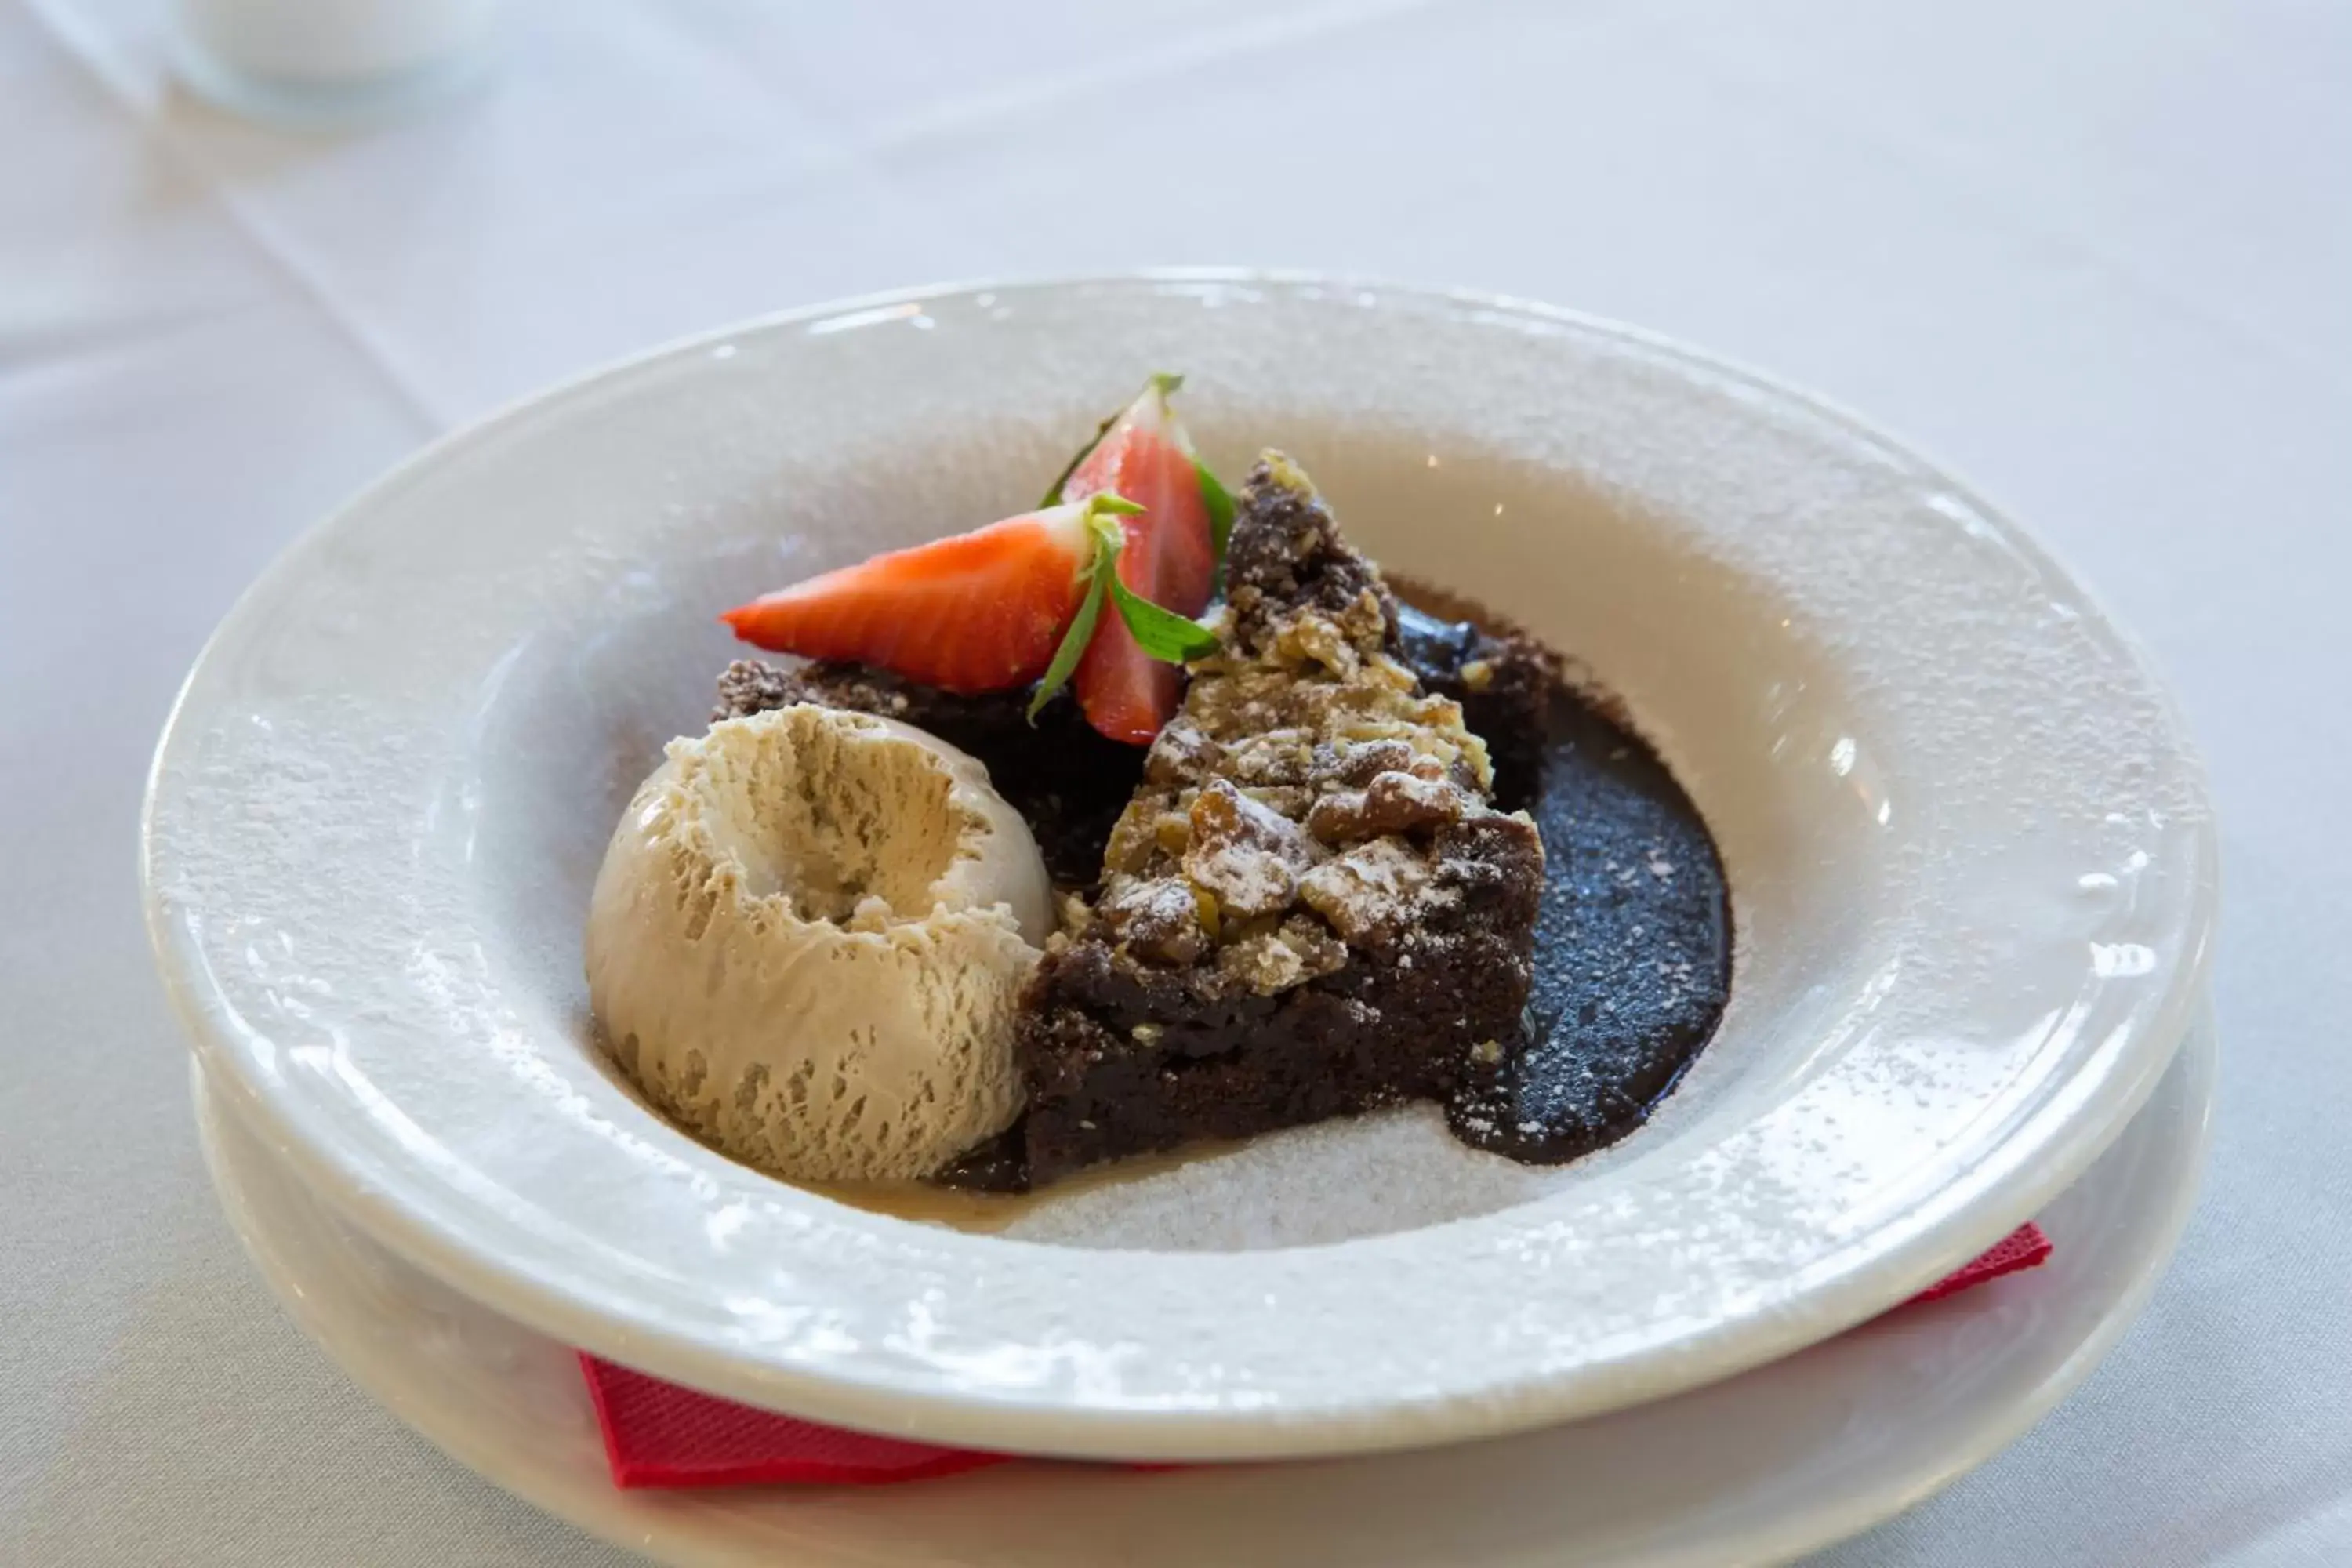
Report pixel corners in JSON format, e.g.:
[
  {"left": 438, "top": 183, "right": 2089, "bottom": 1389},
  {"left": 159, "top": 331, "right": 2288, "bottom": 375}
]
[
  {"left": 1392, "top": 596, "right": 1732, "bottom": 1165},
  {"left": 1444, "top": 665, "right": 1732, "bottom": 1163},
  {"left": 931, "top": 601, "right": 1733, "bottom": 1192}
]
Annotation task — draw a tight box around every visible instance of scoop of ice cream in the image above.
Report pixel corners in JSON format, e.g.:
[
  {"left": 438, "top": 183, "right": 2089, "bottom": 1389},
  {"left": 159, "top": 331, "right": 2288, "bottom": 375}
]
[{"left": 586, "top": 703, "right": 1052, "bottom": 1183}]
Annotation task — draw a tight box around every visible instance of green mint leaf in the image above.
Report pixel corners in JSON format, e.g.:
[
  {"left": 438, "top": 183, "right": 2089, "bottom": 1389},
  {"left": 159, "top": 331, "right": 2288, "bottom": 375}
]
[
  {"left": 1028, "top": 503, "right": 1134, "bottom": 722},
  {"left": 1195, "top": 459, "right": 1235, "bottom": 560},
  {"left": 1092, "top": 492, "right": 1218, "bottom": 665},
  {"left": 1029, "top": 546, "right": 1112, "bottom": 723},
  {"left": 1109, "top": 575, "right": 1222, "bottom": 663},
  {"left": 1025, "top": 490, "right": 1207, "bottom": 720}
]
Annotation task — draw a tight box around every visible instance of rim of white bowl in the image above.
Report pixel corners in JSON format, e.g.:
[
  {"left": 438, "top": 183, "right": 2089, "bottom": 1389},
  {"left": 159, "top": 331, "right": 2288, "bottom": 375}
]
[{"left": 187, "top": 1005, "right": 2216, "bottom": 1568}]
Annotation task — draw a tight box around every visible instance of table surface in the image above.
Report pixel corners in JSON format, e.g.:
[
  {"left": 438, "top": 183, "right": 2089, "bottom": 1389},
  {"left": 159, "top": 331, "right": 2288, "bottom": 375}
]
[{"left": 5, "top": 2, "right": 2346, "bottom": 1563}]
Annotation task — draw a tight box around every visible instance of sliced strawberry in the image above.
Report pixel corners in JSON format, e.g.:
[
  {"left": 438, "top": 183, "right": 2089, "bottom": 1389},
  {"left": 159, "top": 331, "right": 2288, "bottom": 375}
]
[
  {"left": 1053, "top": 376, "right": 1227, "bottom": 743},
  {"left": 720, "top": 501, "right": 1103, "bottom": 694},
  {"left": 724, "top": 378, "right": 1229, "bottom": 742}
]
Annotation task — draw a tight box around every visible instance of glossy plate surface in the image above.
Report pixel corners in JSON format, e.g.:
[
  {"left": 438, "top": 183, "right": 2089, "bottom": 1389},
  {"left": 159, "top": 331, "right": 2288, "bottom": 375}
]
[
  {"left": 143, "top": 275, "right": 2217, "bottom": 1457},
  {"left": 192, "top": 1010, "right": 2216, "bottom": 1566}
]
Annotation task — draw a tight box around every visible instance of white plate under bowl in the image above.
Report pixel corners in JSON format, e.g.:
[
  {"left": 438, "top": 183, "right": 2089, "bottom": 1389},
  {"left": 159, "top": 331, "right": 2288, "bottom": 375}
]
[
  {"left": 143, "top": 274, "right": 2217, "bottom": 1461},
  {"left": 194, "top": 1007, "right": 2216, "bottom": 1568}
]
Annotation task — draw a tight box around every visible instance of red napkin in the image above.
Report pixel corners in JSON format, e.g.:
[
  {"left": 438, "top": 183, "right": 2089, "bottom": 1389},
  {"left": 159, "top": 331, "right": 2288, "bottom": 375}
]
[
  {"left": 1903, "top": 1220, "right": 2053, "bottom": 1305},
  {"left": 582, "top": 1221, "right": 2050, "bottom": 1490}
]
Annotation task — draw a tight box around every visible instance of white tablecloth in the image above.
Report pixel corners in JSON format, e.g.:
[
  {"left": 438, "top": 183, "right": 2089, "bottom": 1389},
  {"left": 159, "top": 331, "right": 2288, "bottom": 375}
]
[{"left": 5, "top": 1, "right": 2346, "bottom": 1562}]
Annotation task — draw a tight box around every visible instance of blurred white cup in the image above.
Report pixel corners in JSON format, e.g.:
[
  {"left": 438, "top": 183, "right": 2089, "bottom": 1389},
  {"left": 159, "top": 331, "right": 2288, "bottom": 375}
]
[{"left": 172, "top": 0, "right": 503, "bottom": 127}]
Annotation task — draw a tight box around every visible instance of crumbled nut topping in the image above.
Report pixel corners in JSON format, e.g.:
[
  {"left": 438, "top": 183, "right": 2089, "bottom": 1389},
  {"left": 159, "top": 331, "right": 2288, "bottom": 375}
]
[
  {"left": 1145, "top": 716, "right": 1221, "bottom": 785},
  {"left": 1097, "top": 875, "right": 1210, "bottom": 964},
  {"left": 1300, "top": 837, "right": 1456, "bottom": 946},
  {"left": 1181, "top": 779, "right": 1317, "bottom": 919},
  {"left": 1073, "top": 453, "right": 1539, "bottom": 995},
  {"left": 1305, "top": 768, "right": 1476, "bottom": 844}
]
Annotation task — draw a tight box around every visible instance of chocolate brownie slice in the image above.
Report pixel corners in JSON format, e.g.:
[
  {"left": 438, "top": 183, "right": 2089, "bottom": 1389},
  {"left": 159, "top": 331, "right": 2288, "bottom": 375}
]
[{"left": 1014, "top": 454, "right": 1546, "bottom": 1183}]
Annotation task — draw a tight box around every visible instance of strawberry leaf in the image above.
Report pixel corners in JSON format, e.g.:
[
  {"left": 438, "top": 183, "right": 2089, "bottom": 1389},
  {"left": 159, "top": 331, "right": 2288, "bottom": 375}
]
[
  {"left": 1028, "top": 550, "right": 1111, "bottom": 722},
  {"left": 1026, "top": 495, "right": 1142, "bottom": 721},
  {"left": 1025, "top": 491, "right": 1214, "bottom": 720},
  {"left": 1109, "top": 575, "right": 1221, "bottom": 662},
  {"left": 1195, "top": 459, "right": 1236, "bottom": 560}
]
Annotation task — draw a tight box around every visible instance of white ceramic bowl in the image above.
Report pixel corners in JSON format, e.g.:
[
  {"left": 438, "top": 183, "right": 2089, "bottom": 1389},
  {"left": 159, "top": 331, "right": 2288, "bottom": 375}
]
[{"left": 142, "top": 274, "right": 2217, "bottom": 1461}]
